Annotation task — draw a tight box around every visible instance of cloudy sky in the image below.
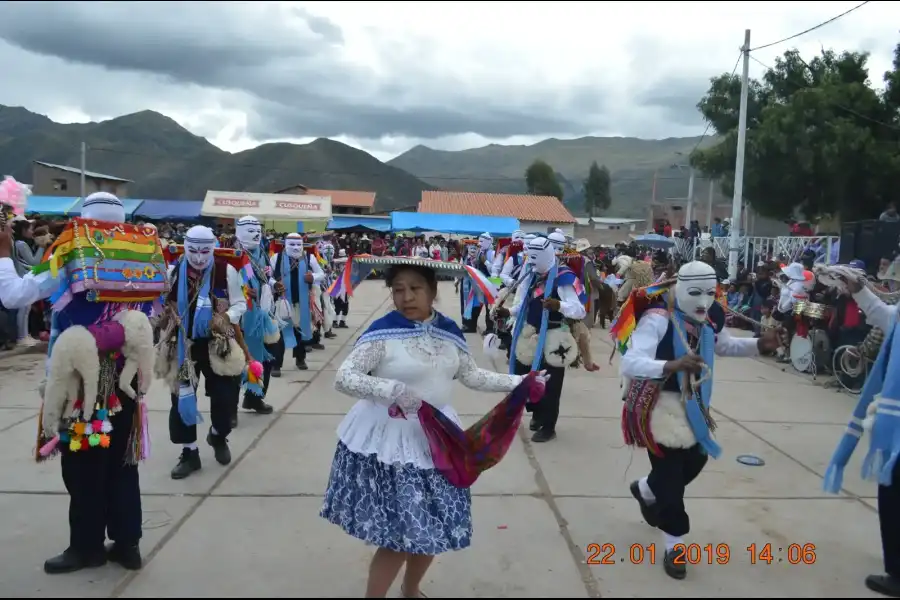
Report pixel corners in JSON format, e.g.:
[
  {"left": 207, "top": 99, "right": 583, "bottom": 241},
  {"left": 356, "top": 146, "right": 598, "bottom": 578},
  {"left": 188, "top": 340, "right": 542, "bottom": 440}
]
[{"left": 0, "top": 1, "right": 896, "bottom": 161}]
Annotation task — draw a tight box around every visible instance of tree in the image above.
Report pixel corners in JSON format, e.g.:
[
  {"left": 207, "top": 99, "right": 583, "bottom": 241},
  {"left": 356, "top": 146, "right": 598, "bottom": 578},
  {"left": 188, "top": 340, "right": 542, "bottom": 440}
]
[
  {"left": 583, "top": 161, "right": 612, "bottom": 216},
  {"left": 690, "top": 43, "right": 900, "bottom": 222},
  {"left": 525, "top": 159, "right": 564, "bottom": 201}
]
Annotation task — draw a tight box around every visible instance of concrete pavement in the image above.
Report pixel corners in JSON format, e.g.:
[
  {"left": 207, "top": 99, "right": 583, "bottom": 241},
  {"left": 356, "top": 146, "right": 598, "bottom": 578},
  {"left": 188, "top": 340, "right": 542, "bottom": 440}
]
[{"left": 0, "top": 280, "right": 887, "bottom": 597}]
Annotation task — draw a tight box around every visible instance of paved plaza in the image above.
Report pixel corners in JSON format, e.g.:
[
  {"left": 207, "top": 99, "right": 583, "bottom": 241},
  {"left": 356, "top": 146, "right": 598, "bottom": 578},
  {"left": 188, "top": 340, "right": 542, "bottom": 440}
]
[{"left": 0, "top": 280, "right": 887, "bottom": 597}]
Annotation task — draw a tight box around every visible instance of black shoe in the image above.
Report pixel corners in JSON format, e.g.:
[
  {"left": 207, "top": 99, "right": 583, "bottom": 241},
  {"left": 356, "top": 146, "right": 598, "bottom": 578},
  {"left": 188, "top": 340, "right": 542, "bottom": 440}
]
[
  {"left": 107, "top": 543, "right": 142, "bottom": 570},
  {"left": 338, "top": 322, "right": 349, "bottom": 329},
  {"left": 43, "top": 548, "right": 106, "bottom": 574},
  {"left": 531, "top": 429, "right": 556, "bottom": 443},
  {"left": 271, "top": 368, "right": 282, "bottom": 378},
  {"left": 207, "top": 431, "right": 232, "bottom": 466},
  {"left": 866, "top": 574, "right": 900, "bottom": 597},
  {"left": 242, "top": 396, "right": 274, "bottom": 415},
  {"left": 171, "top": 447, "right": 201, "bottom": 479},
  {"left": 324, "top": 331, "right": 337, "bottom": 339},
  {"left": 663, "top": 549, "right": 687, "bottom": 580},
  {"left": 296, "top": 360, "right": 308, "bottom": 371},
  {"left": 629, "top": 480, "right": 660, "bottom": 528},
  {"left": 529, "top": 418, "right": 540, "bottom": 432},
  {"left": 311, "top": 343, "right": 325, "bottom": 350}
]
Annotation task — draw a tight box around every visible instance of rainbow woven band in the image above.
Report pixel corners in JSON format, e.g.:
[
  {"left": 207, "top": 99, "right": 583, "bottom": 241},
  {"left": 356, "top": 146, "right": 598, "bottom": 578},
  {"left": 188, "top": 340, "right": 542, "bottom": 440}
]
[{"left": 32, "top": 218, "right": 168, "bottom": 303}]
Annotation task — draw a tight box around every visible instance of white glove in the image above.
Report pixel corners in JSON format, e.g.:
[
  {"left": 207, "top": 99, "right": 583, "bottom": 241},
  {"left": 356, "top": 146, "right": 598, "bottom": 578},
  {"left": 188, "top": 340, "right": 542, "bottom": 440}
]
[{"left": 534, "top": 369, "right": 551, "bottom": 386}]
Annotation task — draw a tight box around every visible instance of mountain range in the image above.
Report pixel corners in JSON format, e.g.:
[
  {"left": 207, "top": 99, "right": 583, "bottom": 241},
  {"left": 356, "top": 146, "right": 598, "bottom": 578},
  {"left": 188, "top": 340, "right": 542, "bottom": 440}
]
[{"left": 0, "top": 104, "right": 728, "bottom": 217}]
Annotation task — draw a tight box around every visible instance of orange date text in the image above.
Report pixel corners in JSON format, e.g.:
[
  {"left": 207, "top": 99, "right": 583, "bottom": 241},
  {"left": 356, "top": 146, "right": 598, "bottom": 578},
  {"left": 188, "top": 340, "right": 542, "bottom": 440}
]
[{"left": 586, "top": 543, "right": 659, "bottom": 565}]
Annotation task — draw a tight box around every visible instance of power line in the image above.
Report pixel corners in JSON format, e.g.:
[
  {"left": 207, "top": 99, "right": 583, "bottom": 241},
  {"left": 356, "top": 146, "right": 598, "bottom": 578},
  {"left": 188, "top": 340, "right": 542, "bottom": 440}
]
[
  {"left": 86, "top": 144, "right": 709, "bottom": 183},
  {"left": 749, "top": 1, "right": 870, "bottom": 52},
  {"left": 748, "top": 54, "right": 900, "bottom": 131}
]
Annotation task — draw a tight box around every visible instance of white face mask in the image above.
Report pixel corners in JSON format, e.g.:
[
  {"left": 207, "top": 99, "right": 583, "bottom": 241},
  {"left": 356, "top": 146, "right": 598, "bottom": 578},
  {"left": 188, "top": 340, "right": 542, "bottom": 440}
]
[
  {"left": 526, "top": 238, "right": 555, "bottom": 275},
  {"left": 511, "top": 230, "right": 525, "bottom": 242},
  {"left": 236, "top": 217, "right": 262, "bottom": 250},
  {"left": 674, "top": 262, "right": 719, "bottom": 322},
  {"left": 285, "top": 239, "right": 304, "bottom": 259},
  {"left": 479, "top": 235, "right": 492, "bottom": 250},
  {"left": 185, "top": 243, "right": 214, "bottom": 270}
]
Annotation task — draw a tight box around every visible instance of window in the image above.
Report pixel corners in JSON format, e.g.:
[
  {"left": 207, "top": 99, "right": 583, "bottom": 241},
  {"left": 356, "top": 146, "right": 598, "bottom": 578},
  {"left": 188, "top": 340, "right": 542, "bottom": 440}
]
[{"left": 52, "top": 178, "right": 68, "bottom": 191}]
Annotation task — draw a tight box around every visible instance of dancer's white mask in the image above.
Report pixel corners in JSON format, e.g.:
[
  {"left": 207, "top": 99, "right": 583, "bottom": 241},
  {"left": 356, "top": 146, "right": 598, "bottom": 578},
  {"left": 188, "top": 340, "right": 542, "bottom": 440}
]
[
  {"left": 548, "top": 231, "right": 567, "bottom": 253},
  {"left": 511, "top": 230, "right": 525, "bottom": 243},
  {"left": 674, "top": 261, "right": 719, "bottom": 322},
  {"left": 479, "top": 233, "right": 493, "bottom": 251},
  {"left": 285, "top": 234, "right": 304, "bottom": 259},
  {"left": 527, "top": 237, "right": 555, "bottom": 275},
  {"left": 81, "top": 192, "right": 125, "bottom": 223},
  {"left": 236, "top": 216, "right": 262, "bottom": 250},
  {"left": 184, "top": 226, "right": 216, "bottom": 270}
]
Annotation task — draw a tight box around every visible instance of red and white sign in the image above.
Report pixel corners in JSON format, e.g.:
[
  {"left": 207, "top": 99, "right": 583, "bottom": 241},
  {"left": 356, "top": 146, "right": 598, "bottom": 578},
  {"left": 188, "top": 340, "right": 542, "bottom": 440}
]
[{"left": 201, "top": 190, "right": 332, "bottom": 219}]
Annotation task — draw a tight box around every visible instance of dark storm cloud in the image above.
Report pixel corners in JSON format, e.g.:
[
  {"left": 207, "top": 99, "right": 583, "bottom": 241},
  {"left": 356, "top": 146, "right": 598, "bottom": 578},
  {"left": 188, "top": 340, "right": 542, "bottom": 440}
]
[
  {"left": 0, "top": 1, "right": 608, "bottom": 141},
  {"left": 632, "top": 76, "right": 709, "bottom": 129}
]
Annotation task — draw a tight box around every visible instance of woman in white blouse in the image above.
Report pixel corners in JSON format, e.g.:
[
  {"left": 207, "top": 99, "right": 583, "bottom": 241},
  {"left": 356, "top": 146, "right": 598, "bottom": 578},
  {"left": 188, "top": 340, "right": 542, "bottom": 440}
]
[{"left": 321, "top": 261, "right": 527, "bottom": 598}]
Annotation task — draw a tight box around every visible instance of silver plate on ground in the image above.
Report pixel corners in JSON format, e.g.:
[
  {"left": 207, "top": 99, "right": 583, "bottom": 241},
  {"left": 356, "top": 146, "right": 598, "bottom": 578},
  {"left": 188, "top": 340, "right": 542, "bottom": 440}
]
[{"left": 736, "top": 454, "right": 765, "bottom": 467}]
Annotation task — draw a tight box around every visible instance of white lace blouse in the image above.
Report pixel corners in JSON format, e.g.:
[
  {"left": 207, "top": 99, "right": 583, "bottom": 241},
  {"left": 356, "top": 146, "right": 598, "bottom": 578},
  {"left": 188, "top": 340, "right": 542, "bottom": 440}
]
[{"left": 334, "top": 327, "right": 524, "bottom": 469}]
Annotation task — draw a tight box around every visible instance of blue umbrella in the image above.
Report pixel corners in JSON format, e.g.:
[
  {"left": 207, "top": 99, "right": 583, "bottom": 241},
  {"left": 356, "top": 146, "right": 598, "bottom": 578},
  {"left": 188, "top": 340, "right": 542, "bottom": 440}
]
[{"left": 633, "top": 233, "right": 676, "bottom": 249}]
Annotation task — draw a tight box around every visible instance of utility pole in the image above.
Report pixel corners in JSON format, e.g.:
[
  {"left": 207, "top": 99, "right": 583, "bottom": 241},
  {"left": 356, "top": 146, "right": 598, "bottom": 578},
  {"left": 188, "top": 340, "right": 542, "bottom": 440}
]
[
  {"left": 706, "top": 178, "right": 714, "bottom": 230},
  {"left": 728, "top": 29, "right": 751, "bottom": 280},
  {"left": 685, "top": 168, "right": 695, "bottom": 226},
  {"left": 80, "top": 142, "right": 86, "bottom": 199}
]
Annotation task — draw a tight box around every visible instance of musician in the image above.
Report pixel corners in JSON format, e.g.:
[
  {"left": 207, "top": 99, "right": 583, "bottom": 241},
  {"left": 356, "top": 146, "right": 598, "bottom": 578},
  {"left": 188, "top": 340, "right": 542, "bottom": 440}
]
[
  {"left": 619, "top": 261, "right": 778, "bottom": 580},
  {"left": 826, "top": 274, "right": 900, "bottom": 597},
  {"left": 774, "top": 262, "right": 811, "bottom": 357},
  {"left": 497, "top": 236, "right": 587, "bottom": 442}
]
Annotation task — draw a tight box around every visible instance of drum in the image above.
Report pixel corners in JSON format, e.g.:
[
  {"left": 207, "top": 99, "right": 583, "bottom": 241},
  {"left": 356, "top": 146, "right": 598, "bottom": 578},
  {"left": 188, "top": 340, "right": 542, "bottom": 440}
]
[
  {"left": 810, "top": 328, "right": 833, "bottom": 372},
  {"left": 790, "top": 334, "right": 813, "bottom": 373},
  {"left": 800, "top": 301, "right": 829, "bottom": 320}
]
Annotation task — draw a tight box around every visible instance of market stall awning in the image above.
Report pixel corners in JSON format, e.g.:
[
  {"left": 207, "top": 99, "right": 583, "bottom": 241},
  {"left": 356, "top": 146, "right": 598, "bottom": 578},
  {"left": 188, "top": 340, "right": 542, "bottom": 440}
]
[
  {"left": 327, "top": 216, "right": 391, "bottom": 232},
  {"left": 390, "top": 212, "right": 519, "bottom": 236},
  {"left": 68, "top": 197, "right": 144, "bottom": 218},
  {"left": 25, "top": 196, "right": 82, "bottom": 216},
  {"left": 132, "top": 199, "right": 203, "bottom": 221},
  {"left": 201, "top": 190, "right": 332, "bottom": 220}
]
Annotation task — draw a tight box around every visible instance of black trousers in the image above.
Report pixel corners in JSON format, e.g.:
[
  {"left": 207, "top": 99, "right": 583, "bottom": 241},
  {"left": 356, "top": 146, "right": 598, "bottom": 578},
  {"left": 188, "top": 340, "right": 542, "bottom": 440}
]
[
  {"left": 646, "top": 443, "right": 709, "bottom": 537},
  {"left": 61, "top": 390, "right": 141, "bottom": 555},
  {"left": 464, "top": 304, "right": 494, "bottom": 333},
  {"left": 169, "top": 339, "right": 240, "bottom": 444},
  {"left": 514, "top": 359, "right": 565, "bottom": 432},
  {"left": 333, "top": 297, "right": 349, "bottom": 317},
  {"left": 273, "top": 328, "right": 308, "bottom": 367},
  {"left": 879, "top": 460, "right": 900, "bottom": 577}
]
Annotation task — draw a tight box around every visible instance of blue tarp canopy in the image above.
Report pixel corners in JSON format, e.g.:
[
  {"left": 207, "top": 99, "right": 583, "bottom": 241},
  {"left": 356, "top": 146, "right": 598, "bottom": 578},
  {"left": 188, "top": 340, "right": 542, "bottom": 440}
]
[
  {"left": 389, "top": 212, "right": 519, "bottom": 236},
  {"left": 68, "top": 197, "right": 144, "bottom": 218},
  {"left": 24, "top": 196, "right": 82, "bottom": 216},
  {"left": 132, "top": 199, "right": 203, "bottom": 221},
  {"left": 327, "top": 216, "right": 392, "bottom": 232}
]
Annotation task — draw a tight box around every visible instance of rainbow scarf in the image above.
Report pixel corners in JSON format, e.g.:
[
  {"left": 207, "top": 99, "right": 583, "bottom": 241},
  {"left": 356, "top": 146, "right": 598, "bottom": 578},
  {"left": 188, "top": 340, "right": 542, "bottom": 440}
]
[{"left": 609, "top": 280, "right": 673, "bottom": 354}]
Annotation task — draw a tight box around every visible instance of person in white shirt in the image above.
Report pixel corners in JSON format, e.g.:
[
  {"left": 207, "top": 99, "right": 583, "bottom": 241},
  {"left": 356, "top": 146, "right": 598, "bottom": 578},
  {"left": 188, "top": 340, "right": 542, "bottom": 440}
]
[
  {"left": 619, "top": 261, "right": 778, "bottom": 580},
  {"left": 162, "top": 226, "right": 248, "bottom": 480}
]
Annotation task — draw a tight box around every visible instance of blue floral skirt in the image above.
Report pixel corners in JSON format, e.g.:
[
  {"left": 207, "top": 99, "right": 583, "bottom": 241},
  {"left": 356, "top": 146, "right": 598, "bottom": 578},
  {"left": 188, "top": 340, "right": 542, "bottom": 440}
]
[{"left": 320, "top": 441, "right": 473, "bottom": 555}]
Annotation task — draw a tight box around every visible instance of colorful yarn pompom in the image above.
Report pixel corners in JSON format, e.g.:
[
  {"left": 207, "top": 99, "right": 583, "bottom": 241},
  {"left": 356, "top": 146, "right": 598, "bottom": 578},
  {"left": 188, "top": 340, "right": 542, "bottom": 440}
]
[
  {"left": 69, "top": 436, "right": 83, "bottom": 452},
  {"left": 99, "top": 434, "right": 111, "bottom": 448},
  {"left": 88, "top": 433, "right": 101, "bottom": 447},
  {"left": 73, "top": 422, "right": 86, "bottom": 436},
  {"left": 248, "top": 360, "right": 264, "bottom": 380}
]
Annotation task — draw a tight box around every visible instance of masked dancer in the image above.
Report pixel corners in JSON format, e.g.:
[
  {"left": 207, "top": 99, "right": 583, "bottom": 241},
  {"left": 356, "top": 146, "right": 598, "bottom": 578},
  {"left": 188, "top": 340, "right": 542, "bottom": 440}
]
[
  {"left": 497, "top": 236, "right": 587, "bottom": 442},
  {"left": 160, "top": 226, "right": 248, "bottom": 480},
  {"left": 0, "top": 191, "right": 162, "bottom": 573},
  {"left": 824, "top": 272, "right": 900, "bottom": 597},
  {"left": 615, "top": 261, "right": 778, "bottom": 579},
  {"left": 270, "top": 233, "right": 324, "bottom": 373},
  {"left": 234, "top": 216, "right": 276, "bottom": 419}
]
